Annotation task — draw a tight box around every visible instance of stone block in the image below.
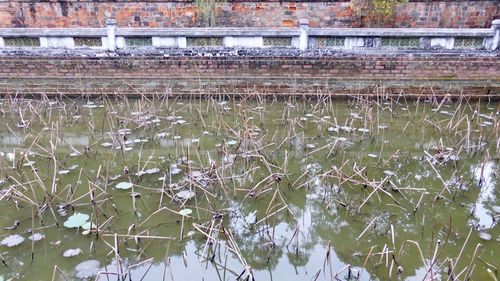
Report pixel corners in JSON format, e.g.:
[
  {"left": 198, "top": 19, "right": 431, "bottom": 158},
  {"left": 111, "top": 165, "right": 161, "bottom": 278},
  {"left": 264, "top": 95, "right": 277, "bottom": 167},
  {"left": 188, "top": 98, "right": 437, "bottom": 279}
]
[
  {"left": 224, "top": 36, "right": 263, "bottom": 48},
  {"left": 177, "top": 37, "right": 187, "bottom": 48},
  {"left": 291, "top": 37, "right": 300, "bottom": 48},
  {"left": 430, "top": 37, "right": 454, "bottom": 49},
  {"left": 344, "top": 37, "right": 364, "bottom": 49},
  {"left": 152, "top": 36, "right": 177, "bottom": 48},
  {"left": 116, "top": 36, "right": 126, "bottom": 49},
  {"left": 40, "top": 36, "right": 74, "bottom": 48}
]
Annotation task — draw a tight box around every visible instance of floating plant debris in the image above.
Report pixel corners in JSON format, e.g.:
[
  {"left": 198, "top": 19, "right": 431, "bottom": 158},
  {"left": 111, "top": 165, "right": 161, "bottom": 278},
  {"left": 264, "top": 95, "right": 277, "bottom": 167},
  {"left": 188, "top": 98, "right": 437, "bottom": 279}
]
[
  {"left": 63, "top": 248, "right": 82, "bottom": 258},
  {"left": 1, "top": 235, "right": 24, "bottom": 247},
  {"left": 68, "top": 164, "right": 79, "bottom": 170},
  {"left": 328, "top": 127, "right": 339, "bottom": 133},
  {"left": 81, "top": 222, "right": 95, "bottom": 230},
  {"left": 115, "top": 182, "right": 133, "bottom": 190},
  {"left": 100, "top": 142, "right": 113, "bottom": 147},
  {"left": 129, "top": 192, "right": 141, "bottom": 198},
  {"left": 170, "top": 166, "right": 182, "bottom": 175},
  {"left": 145, "top": 168, "right": 160, "bottom": 175},
  {"left": 4, "top": 220, "right": 19, "bottom": 230},
  {"left": 75, "top": 260, "right": 100, "bottom": 279},
  {"left": 178, "top": 208, "right": 193, "bottom": 216},
  {"left": 176, "top": 190, "right": 195, "bottom": 200},
  {"left": 479, "top": 232, "right": 492, "bottom": 241},
  {"left": 340, "top": 126, "right": 353, "bottom": 132},
  {"left": 63, "top": 213, "right": 90, "bottom": 229},
  {"left": 383, "top": 170, "right": 396, "bottom": 177},
  {"left": 28, "top": 233, "right": 45, "bottom": 241}
]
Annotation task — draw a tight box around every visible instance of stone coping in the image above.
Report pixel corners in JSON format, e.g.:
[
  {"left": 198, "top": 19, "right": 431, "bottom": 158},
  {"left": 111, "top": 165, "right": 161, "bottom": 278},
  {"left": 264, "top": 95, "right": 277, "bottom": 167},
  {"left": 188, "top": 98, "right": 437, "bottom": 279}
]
[
  {"left": 0, "top": 27, "right": 493, "bottom": 38},
  {"left": 0, "top": 47, "right": 498, "bottom": 58}
]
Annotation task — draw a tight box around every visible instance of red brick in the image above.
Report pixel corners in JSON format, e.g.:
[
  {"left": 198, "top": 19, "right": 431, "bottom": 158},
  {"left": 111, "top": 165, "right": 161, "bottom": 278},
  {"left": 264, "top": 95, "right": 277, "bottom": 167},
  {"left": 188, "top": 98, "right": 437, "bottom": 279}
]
[{"left": 0, "top": 1, "right": 497, "bottom": 28}]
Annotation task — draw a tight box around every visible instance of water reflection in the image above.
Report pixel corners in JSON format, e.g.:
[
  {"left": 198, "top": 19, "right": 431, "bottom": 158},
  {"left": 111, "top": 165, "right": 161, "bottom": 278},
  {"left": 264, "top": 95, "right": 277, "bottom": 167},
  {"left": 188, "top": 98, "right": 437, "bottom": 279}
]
[
  {"left": 60, "top": 135, "right": 89, "bottom": 146},
  {"left": 471, "top": 161, "right": 498, "bottom": 229},
  {"left": 0, "top": 134, "right": 23, "bottom": 145}
]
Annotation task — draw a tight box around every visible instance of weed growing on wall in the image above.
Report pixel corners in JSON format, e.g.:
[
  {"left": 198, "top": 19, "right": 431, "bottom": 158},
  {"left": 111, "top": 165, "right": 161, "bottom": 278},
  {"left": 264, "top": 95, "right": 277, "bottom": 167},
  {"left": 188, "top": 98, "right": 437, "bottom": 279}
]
[
  {"left": 352, "top": 0, "right": 408, "bottom": 27},
  {"left": 195, "top": 0, "right": 220, "bottom": 26}
]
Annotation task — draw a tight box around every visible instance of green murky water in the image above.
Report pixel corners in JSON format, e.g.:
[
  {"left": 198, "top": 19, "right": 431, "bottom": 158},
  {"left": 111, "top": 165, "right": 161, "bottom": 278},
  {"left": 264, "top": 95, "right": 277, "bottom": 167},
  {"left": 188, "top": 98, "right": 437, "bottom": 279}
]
[{"left": 0, "top": 97, "right": 498, "bottom": 281}]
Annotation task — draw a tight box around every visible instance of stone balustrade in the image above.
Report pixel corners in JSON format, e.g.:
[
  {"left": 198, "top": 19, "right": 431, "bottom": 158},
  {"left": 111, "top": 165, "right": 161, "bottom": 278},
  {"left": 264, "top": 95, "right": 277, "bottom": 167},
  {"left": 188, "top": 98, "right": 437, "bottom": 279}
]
[{"left": 0, "top": 19, "right": 499, "bottom": 51}]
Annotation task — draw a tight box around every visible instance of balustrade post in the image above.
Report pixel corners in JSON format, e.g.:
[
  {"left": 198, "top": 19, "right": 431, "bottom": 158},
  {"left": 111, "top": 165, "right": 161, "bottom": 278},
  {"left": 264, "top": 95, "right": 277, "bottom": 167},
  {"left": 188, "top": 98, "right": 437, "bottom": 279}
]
[
  {"left": 106, "top": 19, "right": 117, "bottom": 51},
  {"left": 491, "top": 19, "right": 500, "bottom": 50},
  {"left": 299, "top": 19, "right": 309, "bottom": 51}
]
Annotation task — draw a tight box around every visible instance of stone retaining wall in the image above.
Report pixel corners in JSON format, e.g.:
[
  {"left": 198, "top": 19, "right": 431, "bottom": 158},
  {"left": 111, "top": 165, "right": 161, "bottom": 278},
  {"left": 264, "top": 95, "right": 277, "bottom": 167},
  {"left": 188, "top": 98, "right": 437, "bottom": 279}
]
[{"left": 0, "top": 51, "right": 498, "bottom": 98}]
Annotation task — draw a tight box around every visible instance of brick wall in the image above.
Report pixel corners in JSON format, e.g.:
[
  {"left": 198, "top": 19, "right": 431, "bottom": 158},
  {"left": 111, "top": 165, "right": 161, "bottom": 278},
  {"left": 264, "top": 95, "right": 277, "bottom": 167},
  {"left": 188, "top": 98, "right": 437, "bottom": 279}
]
[
  {"left": 0, "top": 54, "right": 498, "bottom": 97},
  {"left": 0, "top": 0, "right": 498, "bottom": 28}
]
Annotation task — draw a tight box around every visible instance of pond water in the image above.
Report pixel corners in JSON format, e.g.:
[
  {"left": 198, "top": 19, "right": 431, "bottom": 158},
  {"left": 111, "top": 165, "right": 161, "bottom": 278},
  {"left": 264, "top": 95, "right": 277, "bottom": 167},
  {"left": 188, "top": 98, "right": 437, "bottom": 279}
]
[{"left": 0, "top": 96, "right": 498, "bottom": 281}]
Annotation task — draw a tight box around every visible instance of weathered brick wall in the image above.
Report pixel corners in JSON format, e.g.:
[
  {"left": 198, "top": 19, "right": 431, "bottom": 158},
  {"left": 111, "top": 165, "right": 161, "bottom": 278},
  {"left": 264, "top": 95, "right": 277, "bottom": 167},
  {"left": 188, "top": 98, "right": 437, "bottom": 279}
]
[
  {"left": 0, "top": 54, "right": 498, "bottom": 97},
  {"left": 0, "top": 55, "right": 498, "bottom": 79},
  {"left": 0, "top": 0, "right": 498, "bottom": 28}
]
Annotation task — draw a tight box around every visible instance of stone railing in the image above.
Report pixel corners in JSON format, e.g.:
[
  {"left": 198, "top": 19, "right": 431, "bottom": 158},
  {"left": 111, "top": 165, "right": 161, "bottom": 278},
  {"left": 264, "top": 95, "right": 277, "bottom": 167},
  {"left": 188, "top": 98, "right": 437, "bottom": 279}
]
[{"left": 0, "top": 19, "right": 499, "bottom": 51}]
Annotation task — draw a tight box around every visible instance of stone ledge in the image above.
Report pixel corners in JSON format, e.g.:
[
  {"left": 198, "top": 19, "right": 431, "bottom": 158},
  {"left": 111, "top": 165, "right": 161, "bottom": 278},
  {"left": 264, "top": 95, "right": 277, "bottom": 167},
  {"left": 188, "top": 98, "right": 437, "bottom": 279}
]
[{"left": 0, "top": 47, "right": 499, "bottom": 58}]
